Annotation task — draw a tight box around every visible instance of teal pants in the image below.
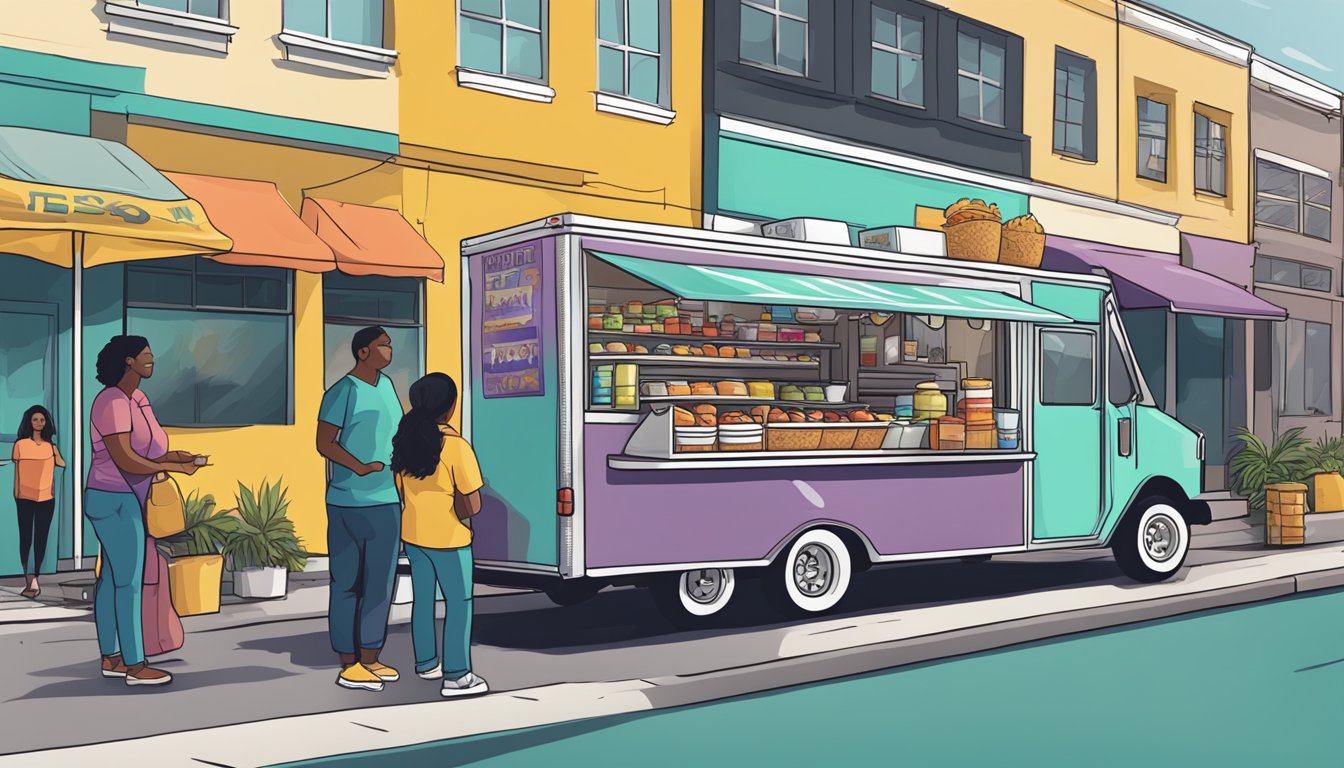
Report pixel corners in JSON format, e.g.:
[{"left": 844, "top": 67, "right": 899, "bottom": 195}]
[
  {"left": 86, "top": 489, "right": 146, "bottom": 666},
  {"left": 404, "top": 543, "right": 473, "bottom": 677}
]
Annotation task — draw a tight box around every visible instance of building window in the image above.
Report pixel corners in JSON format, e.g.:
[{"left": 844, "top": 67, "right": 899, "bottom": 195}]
[
  {"left": 957, "top": 27, "right": 1005, "bottom": 126},
  {"left": 1039, "top": 330, "right": 1095, "bottom": 406},
  {"left": 1052, "top": 49, "right": 1095, "bottom": 161},
  {"left": 870, "top": 6, "right": 923, "bottom": 107},
  {"left": 1254, "top": 256, "right": 1333, "bottom": 293},
  {"left": 739, "top": 0, "right": 808, "bottom": 76},
  {"left": 1137, "top": 97, "right": 1168, "bottom": 182},
  {"left": 139, "top": 0, "right": 224, "bottom": 17},
  {"left": 597, "top": 0, "right": 667, "bottom": 106},
  {"left": 1275, "top": 319, "right": 1332, "bottom": 417},
  {"left": 1194, "top": 111, "right": 1227, "bottom": 197},
  {"left": 1255, "top": 159, "right": 1332, "bottom": 241},
  {"left": 323, "top": 273, "right": 424, "bottom": 411},
  {"left": 125, "top": 257, "right": 293, "bottom": 427},
  {"left": 283, "top": 0, "right": 383, "bottom": 47},
  {"left": 460, "top": 0, "right": 546, "bottom": 82}
]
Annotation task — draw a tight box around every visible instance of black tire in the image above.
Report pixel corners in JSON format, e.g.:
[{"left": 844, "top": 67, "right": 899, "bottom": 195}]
[
  {"left": 1112, "top": 496, "right": 1191, "bottom": 583},
  {"left": 961, "top": 554, "right": 993, "bottom": 564},
  {"left": 544, "top": 579, "right": 602, "bottom": 607}
]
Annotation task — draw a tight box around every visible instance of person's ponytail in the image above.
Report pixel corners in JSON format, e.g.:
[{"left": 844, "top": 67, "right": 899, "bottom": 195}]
[{"left": 390, "top": 373, "right": 460, "bottom": 480}]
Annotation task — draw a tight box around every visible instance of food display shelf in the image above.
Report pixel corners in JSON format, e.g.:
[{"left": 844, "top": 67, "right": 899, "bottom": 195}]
[
  {"left": 589, "top": 330, "right": 840, "bottom": 350},
  {"left": 607, "top": 451, "right": 1037, "bottom": 470},
  {"left": 589, "top": 354, "right": 820, "bottom": 369},
  {"left": 639, "top": 396, "right": 864, "bottom": 409}
]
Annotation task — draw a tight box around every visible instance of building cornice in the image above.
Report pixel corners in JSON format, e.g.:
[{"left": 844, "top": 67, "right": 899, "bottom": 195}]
[
  {"left": 1251, "top": 55, "right": 1342, "bottom": 115},
  {"left": 1119, "top": 1, "right": 1252, "bottom": 68}
]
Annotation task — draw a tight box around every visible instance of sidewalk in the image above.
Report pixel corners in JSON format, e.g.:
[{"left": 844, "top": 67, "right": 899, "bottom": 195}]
[{"left": 6, "top": 542, "right": 1344, "bottom": 768}]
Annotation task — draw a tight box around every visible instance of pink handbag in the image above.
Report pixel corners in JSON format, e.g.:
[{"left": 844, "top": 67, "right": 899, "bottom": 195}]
[{"left": 141, "top": 538, "right": 184, "bottom": 657}]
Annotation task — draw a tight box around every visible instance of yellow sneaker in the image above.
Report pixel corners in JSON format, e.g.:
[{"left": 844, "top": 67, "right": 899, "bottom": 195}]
[
  {"left": 366, "top": 661, "right": 400, "bottom": 682},
  {"left": 336, "top": 663, "right": 385, "bottom": 692}
]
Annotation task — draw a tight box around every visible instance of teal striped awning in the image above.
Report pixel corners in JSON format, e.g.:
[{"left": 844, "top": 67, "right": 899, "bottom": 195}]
[{"left": 591, "top": 251, "right": 1071, "bottom": 324}]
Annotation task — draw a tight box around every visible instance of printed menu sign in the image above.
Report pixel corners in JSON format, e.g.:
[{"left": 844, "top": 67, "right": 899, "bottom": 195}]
[{"left": 481, "top": 246, "right": 544, "bottom": 398}]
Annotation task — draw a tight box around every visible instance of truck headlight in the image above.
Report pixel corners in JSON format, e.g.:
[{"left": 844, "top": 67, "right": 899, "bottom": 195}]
[{"left": 1196, "top": 431, "right": 1205, "bottom": 462}]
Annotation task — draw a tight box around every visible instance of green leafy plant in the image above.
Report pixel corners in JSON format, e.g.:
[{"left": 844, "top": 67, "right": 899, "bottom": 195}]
[
  {"left": 222, "top": 479, "right": 307, "bottom": 573},
  {"left": 162, "top": 491, "right": 239, "bottom": 558},
  {"left": 1304, "top": 436, "right": 1344, "bottom": 475},
  {"left": 1229, "top": 428, "right": 1312, "bottom": 514}
]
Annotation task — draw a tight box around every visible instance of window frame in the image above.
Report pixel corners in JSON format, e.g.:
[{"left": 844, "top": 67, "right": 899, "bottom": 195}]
[
  {"left": 1275, "top": 318, "right": 1333, "bottom": 418},
  {"left": 1254, "top": 157, "right": 1332, "bottom": 242},
  {"left": 1194, "top": 109, "right": 1228, "bottom": 198},
  {"left": 738, "top": 0, "right": 810, "bottom": 78},
  {"left": 322, "top": 273, "right": 427, "bottom": 410},
  {"left": 137, "top": 0, "right": 227, "bottom": 19},
  {"left": 1037, "top": 328, "right": 1097, "bottom": 407},
  {"left": 1136, "top": 96, "right": 1169, "bottom": 183},
  {"left": 124, "top": 257, "right": 295, "bottom": 427},
  {"left": 955, "top": 24, "right": 1007, "bottom": 128},
  {"left": 282, "top": 0, "right": 386, "bottom": 49},
  {"left": 1254, "top": 255, "right": 1333, "bottom": 294},
  {"left": 1051, "top": 48, "right": 1096, "bottom": 162},
  {"left": 458, "top": 0, "right": 550, "bottom": 84},
  {"left": 869, "top": 4, "right": 926, "bottom": 109},
  {"left": 596, "top": 0, "right": 671, "bottom": 108}
]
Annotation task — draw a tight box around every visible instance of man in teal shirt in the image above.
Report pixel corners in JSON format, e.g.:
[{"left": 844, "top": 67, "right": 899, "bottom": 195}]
[{"left": 317, "top": 326, "right": 405, "bottom": 692}]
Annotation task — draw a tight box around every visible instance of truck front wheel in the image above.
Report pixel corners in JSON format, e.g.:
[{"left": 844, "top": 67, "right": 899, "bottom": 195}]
[{"left": 1112, "top": 498, "right": 1190, "bottom": 583}]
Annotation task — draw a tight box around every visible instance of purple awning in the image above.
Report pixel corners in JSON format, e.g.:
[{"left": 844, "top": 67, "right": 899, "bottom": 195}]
[{"left": 1042, "top": 236, "right": 1286, "bottom": 319}]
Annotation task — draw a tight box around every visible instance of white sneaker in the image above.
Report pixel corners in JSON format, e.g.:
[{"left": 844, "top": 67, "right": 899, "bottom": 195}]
[
  {"left": 440, "top": 671, "right": 489, "bottom": 698},
  {"left": 417, "top": 666, "right": 443, "bottom": 680}
]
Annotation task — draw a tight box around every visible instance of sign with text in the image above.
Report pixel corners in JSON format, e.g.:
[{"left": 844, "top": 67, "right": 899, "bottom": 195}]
[{"left": 481, "top": 245, "right": 544, "bottom": 398}]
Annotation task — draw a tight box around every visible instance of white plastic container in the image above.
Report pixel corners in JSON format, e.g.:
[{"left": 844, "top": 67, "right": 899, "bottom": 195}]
[
  {"left": 824, "top": 383, "right": 848, "bottom": 403},
  {"left": 994, "top": 409, "right": 1021, "bottom": 431},
  {"left": 898, "top": 421, "right": 929, "bottom": 449}
]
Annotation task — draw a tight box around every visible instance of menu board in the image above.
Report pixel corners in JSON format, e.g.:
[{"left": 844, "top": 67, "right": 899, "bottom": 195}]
[{"left": 481, "top": 245, "right": 544, "bottom": 398}]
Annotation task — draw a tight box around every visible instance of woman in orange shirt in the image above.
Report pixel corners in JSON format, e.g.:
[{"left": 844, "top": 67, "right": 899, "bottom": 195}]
[{"left": 13, "top": 405, "right": 64, "bottom": 599}]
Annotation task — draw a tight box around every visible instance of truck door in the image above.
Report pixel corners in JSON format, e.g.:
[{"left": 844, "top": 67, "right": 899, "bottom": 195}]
[
  {"left": 1104, "top": 303, "right": 1143, "bottom": 525},
  {"left": 1032, "top": 327, "right": 1104, "bottom": 540}
]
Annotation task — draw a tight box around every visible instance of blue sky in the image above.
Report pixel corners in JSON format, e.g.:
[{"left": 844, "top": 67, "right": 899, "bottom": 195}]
[{"left": 1152, "top": 0, "right": 1344, "bottom": 89}]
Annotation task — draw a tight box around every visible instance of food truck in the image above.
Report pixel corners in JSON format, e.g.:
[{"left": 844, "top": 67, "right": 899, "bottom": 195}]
[{"left": 462, "top": 214, "right": 1211, "bottom": 622}]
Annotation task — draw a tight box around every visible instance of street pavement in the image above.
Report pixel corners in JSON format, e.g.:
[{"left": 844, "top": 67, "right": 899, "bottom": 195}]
[
  {"left": 266, "top": 588, "right": 1344, "bottom": 768},
  {"left": 0, "top": 541, "right": 1305, "bottom": 757}
]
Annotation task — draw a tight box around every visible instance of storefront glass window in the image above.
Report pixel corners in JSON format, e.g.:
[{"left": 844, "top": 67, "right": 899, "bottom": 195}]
[
  {"left": 1275, "top": 318, "right": 1332, "bottom": 417},
  {"left": 1120, "top": 310, "right": 1165, "bottom": 411},
  {"left": 1175, "top": 315, "right": 1225, "bottom": 463},
  {"left": 323, "top": 273, "right": 424, "bottom": 411}
]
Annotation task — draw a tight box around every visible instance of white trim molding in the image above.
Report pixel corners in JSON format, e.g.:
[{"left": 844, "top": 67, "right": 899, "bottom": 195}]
[
  {"left": 1251, "top": 55, "right": 1343, "bottom": 114},
  {"left": 1119, "top": 2, "right": 1252, "bottom": 67},
  {"left": 277, "top": 30, "right": 397, "bottom": 79},
  {"left": 718, "top": 115, "right": 1182, "bottom": 226},
  {"left": 594, "top": 93, "right": 676, "bottom": 125},
  {"left": 104, "top": 1, "right": 238, "bottom": 53},
  {"left": 456, "top": 69, "right": 556, "bottom": 103},
  {"left": 1254, "top": 149, "right": 1332, "bottom": 180}
]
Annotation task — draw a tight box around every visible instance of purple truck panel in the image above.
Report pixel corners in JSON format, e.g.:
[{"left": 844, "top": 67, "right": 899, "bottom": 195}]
[{"left": 582, "top": 423, "right": 1026, "bottom": 570}]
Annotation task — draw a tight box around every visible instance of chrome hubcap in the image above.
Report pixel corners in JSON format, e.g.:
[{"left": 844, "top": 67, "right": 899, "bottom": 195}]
[
  {"left": 793, "top": 544, "right": 834, "bottom": 597},
  {"left": 1143, "top": 514, "right": 1180, "bottom": 562},
  {"left": 685, "top": 570, "right": 725, "bottom": 605}
]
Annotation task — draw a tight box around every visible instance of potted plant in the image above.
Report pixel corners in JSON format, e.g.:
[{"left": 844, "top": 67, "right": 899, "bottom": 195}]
[
  {"left": 1303, "top": 436, "right": 1344, "bottom": 514},
  {"left": 1230, "top": 428, "right": 1311, "bottom": 545},
  {"left": 161, "top": 491, "right": 237, "bottom": 616},
  {"left": 222, "top": 479, "right": 307, "bottom": 599}
]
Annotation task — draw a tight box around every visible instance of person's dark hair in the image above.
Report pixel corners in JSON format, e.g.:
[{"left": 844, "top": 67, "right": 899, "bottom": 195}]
[
  {"left": 17, "top": 405, "right": 55, "bottom": 442},
  {"left": 95, "top": 335, "right": 150, "bottom": 387},
  {"left": 391, "top": 373, "right": 460, "bottom": 480},
  {"left": 350, "top": 326, "right": 387, "bottom": 362}
]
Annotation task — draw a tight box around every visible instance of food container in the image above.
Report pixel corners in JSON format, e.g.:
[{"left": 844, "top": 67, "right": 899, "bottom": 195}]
[
  {"left": 930, "top": 416, "right": 965, "bottom": 451},
  {"left": 824, "top": 383, "right": 848, "bottom": 403},
  {"left": 758, "top": 323, "right": 778, "bottom": 342},
  {"left": 717, "top": 423, "right": 764, "bottom": 452},
  {"left": 780, "top": 327, "right": 805, "bottom": 343},
  {"left": 588, "top": 316, "right": 604, "bottom": 330},
  {"left": 720, "top": 315, "right": 737, "bottom": 336},
  {"left": 737, "top": 325, "right": 759, "bottom": 341},
  {"left": 998, "top": 429, "right": 1020, "bottom": 450},
  {"left": 957, "top": 398, "right": 995, "bottom": 424},
  {"left": 900, "top": 420, "right": 930, "bottom": 449},
  {"left": 913, "top": 382, "right": 948, "bottom": 421},
  {"left": 819, "top": 425, "right": 859, "bottom": 450},
  {"left": 859, "top": 336, "right": 878, "bottom": 367},
  {"left": 904, "top": 340, "right": 919, "bottom": 359},
  {"left": 853, "top": 422, "right": 889, "bottom": 450},
  {"left": 655, "top": 304, "right": 678, "bottom": 319},
  {"left": 999, "top": 228, "right": 1046, "bottom": 268},
  {"left": 944, "top": 219, "right": 1002, "bottom": 263},
  {"left": 603, "top": 313, "right": 624, "bottom": 331},
  {"left": 965, "top": 422, "right": 997, "bottom": 450},
  {"left": 779, "top": 385, "right": 805, "bottom": 402},
  {"left": 894, "top": 395, "right": 914, "bottom": 419},
  {"left": 624, "top": 301, "right": 644, "bottom": 315},
  {"left": 994, "top": 409, "right": 1021, "bottom": 431},
  {"left": 674, "top": 426, "right": 718, "bottom": 453},
  {"left": 766, "top": 423, "right": 824, "bottom": 451},
  {"left": 803, "top": 386, "right": 825, "bottom": 402},
  {"left": 640, "top": 381, "right": 669, "bottom": 397}
]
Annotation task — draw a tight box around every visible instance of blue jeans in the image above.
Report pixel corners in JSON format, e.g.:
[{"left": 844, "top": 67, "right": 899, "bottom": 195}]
[
  {"left": 86, "top": 489, "right": 146, "bottom": 666},
  {"left": 404, "top": 543, "right": 474, "bottom": 678},
  {"left": 326, "top": 503, "right": 401, "bottom": 655}
]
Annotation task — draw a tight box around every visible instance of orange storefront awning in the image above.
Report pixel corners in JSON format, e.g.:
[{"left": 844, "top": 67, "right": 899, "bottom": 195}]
[
  {"left": 165, "top": 173, "right": 336, "bottom": 273},
  {"left": 300, "top": 197, "right": 444, "bottom": 282}
]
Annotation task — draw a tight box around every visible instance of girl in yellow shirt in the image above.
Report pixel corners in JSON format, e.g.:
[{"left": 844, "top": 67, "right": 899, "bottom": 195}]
[{"left": 390, "top": 373, "right": 488, "bottom": 698}]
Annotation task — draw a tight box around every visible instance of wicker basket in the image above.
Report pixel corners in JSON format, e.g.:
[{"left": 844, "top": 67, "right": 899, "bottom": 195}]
[
  {"left": 853, "top": 424, "right": 888, "bottom": 450},
  {"left": 1266, "top": 482, "right": 1307, "bottom": 546},
  {"left": 766, "top": 425, "right": 823, "bottom": 451},
  {"left": 819, "top": 427, "right": 859, "bottom": 450},
  {"left": 999, "top": 229, "right": 1046, "bottom": 268},
  {"left": 943, "top": 220, "right": 1002, "bottom": 263}
]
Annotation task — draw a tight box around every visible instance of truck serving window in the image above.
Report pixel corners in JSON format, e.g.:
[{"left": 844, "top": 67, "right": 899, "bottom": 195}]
[{"left": 1039, "top": 329, "right": 1095, "bottom": 406}]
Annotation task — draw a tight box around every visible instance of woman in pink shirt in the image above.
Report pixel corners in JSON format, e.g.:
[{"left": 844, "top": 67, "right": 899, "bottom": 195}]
[
  {"left": 12, "top": 405, "right": 65, "bottom": 599},
  {"left": 86, "top": 335, "right": 205, "bottom": 688}
]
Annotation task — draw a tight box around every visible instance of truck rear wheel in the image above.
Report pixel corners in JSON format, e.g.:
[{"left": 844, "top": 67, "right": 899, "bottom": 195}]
[
  {"left": 1112, "top": 498, "right": 1190, "bottom": 583},
  {"left": 770, "top": 529, "right": 853, "bottom": 616},
  {"left": 652, "top": 568, "right": 736, "bottom": 627}
]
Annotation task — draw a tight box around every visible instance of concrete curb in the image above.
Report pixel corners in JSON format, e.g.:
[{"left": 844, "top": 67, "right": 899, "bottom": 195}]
[{"left": 8, "top": 551, "right": 1344, "bottom": 768}]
